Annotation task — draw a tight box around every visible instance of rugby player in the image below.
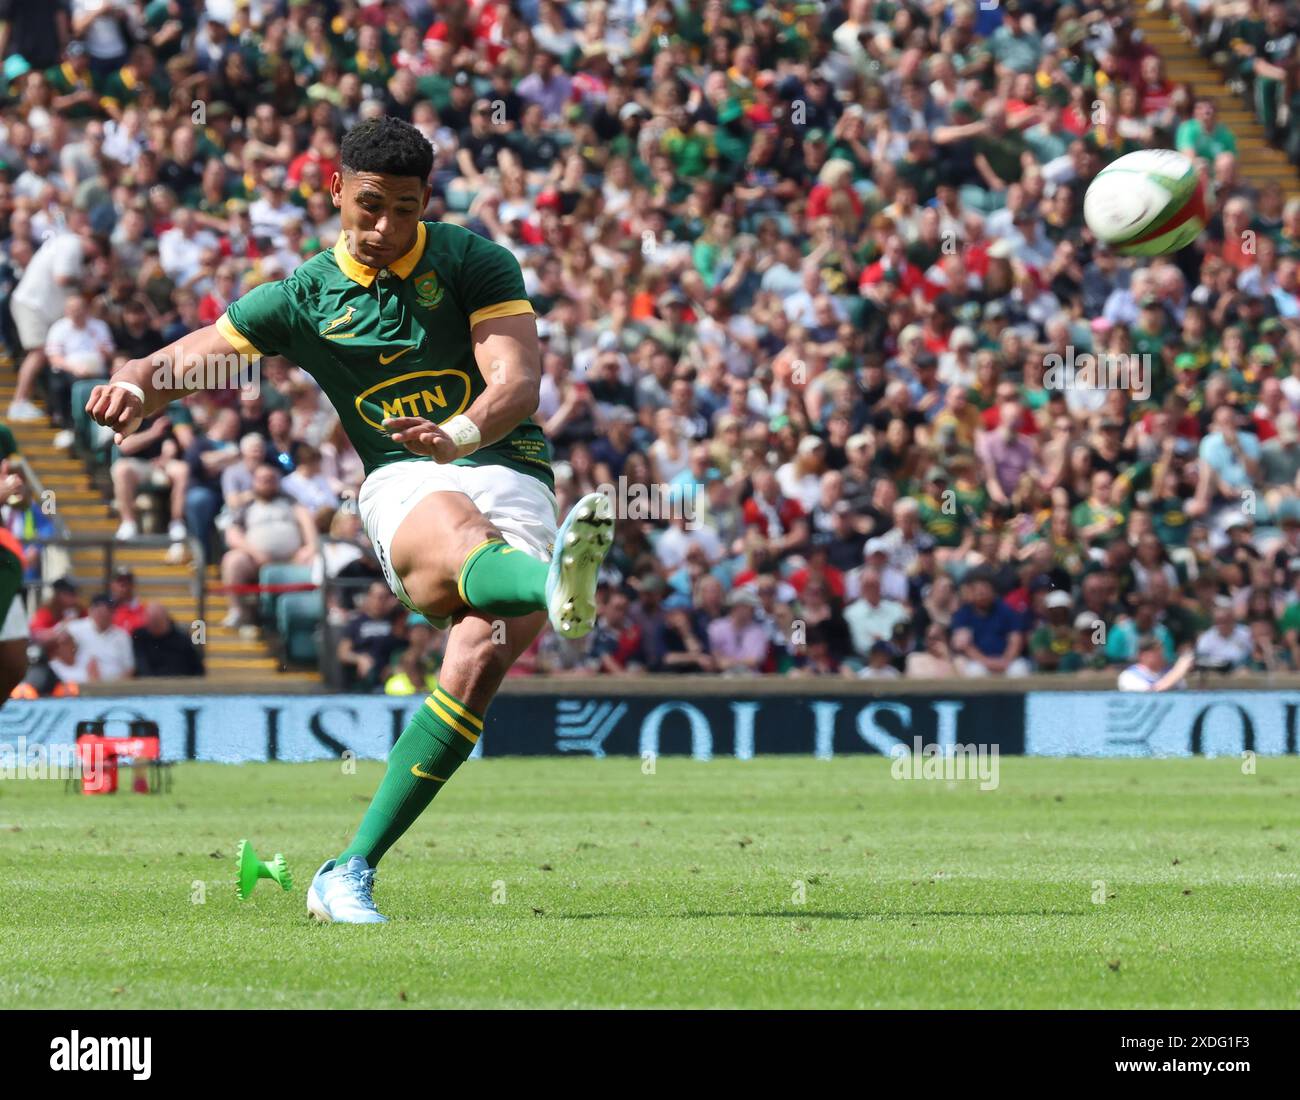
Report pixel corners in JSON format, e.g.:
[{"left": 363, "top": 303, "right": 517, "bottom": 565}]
[{"left": 87, "top": 117, "right": 613, "bottom": 923}]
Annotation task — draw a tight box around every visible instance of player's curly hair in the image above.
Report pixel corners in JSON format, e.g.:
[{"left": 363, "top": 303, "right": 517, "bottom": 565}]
[{"left": 339, "top": 116, "right": 434, "bottom": 183}]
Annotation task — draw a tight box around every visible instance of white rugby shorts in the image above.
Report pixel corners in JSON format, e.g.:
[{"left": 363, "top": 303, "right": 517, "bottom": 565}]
[{"left": 358, "top": 459, "right": 559, "bottom": 624}]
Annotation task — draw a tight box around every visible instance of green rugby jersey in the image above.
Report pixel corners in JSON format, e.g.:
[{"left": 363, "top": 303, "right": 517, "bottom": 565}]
[{"left": 216, "top": 221, "right": 553, "bottom": 492}]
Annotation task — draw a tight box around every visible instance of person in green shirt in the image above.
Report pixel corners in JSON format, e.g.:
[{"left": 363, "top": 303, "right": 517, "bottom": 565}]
[
  {"left": 85, "top": 116, "right": 615, "bottom": 924},
  {"left": 44, "top": 42, "right": 100, "bottom": 121},
  {"left": 913, "top": 466, "right": 971, "bottom": 549},
  {"left": 1238, "top": 0, "right": 1294, "bottom": 144},
  {"left": 951, "top": 455, "right": 990, "bottom": 519},
  {"left": 98, "top": 45, "right": 166, "bottom": 120},
  {"left": 1175, "top": 100, "right": 1238, "bottom": 160},
  {"left": 1130, "top": 296, "right": 1172, "bottom": 401},
  {"left": 974, "top": 103, "right": 1029, "bottom": 194},
  {"left": 896, "top": 133, "right": 940, "bottom": 202},
  {"left": 143, "top": 0, "right": 191, "bottom": 65},
  {"left": 343, "top": 24, "right": 393, "bottom": 92},
  {"left": 1150, "top": 486, "right": 1193, "bottom": 550},
  {"left": 712, "top": 100, "right": 753, "bottom": 173},
  {"left": 662, "top": 109, "right": 713, "bottom": 179},
  {"left": 1072, "top": 469, "right": 1129, "bottom": 548},
  {"left": 1030, "top": 591, "right": 1081, "bottom": 672},
  {"left": 1278, "top": 590, "right": 1300, "bottom": 668}
]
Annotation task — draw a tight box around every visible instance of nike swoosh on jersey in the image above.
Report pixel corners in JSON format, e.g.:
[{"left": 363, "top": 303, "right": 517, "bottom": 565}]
[
  {"left": 410, "top": 763, "right": 447, "bottom": 782},
  {"left": 379, "top": 345, "right": 418, "bottom": 365}
]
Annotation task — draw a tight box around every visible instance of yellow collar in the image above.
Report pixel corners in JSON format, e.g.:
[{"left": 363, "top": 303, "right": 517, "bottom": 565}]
[{"left": 332, "top": 222, "right": 426, "bottom": 287}]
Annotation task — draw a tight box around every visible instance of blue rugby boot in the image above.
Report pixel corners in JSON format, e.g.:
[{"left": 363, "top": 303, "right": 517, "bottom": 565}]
[{"left": 307, "top": 856, "right": 388, "bottom": 924}]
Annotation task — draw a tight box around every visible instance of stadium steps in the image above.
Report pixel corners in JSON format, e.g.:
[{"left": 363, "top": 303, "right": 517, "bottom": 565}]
[
  {"left": 1, "top": 384, "right": 318, "bottom": 685},
  {"left": 1138, "top": 11, "right": 1300, "bottom": 196}
]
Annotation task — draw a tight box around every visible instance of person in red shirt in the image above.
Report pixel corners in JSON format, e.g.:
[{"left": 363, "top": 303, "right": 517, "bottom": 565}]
[
  {"left": 860, "top": 234, "right": 937, "bottom": 300},
  {"left": 742, "top": 468, "right": 809, "bottom": 556},
  {"left": 787, "top": 544, "right": 847, "bottom": 600},
  {"left": 29, "top": 578, "right": 85, "bottom": 648},
  {"left": 1135, "top": 54, "right": 1174, "bottom": 115},
  {"left": 198, "top": 263, "right": 238, "bottom": 327},
  {"left": 287, "top": 126, "right": 341, "bottom": 188},
  {"left": 807, "top": 160, "right": 864, "bottom": 222},
  {"left": 1109, "top": 19, "right": 1158, "bottom": 85},
  {"left": 109, "top": 568, "right": 149, "bottom": 636},
  {"left": 980, "top": 382, "right": 1041, "bottom": 436},
  {"left": 1212, "top": 198, "right": 1257, "bottom": 272},
  {"left": 589, "top": 588, "right": 644, "bottom": 673}
]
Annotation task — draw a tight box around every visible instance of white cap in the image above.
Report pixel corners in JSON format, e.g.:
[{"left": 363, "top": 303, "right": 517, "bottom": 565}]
[{"left": 797, "top": 435, "right": 826, "bottom": 455}]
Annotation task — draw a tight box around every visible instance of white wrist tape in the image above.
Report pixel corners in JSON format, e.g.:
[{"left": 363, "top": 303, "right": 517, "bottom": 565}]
[
  {"left": 442, "top": 414, "right": 481, "bottom": 456},
  {"left": 110, "top": 380, "right": 146, "bottom": 404}
]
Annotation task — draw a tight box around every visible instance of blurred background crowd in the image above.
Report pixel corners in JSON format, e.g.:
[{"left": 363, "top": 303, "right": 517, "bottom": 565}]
[{"left": 3, "top": 0, "right": 1300, "bottom": 691}]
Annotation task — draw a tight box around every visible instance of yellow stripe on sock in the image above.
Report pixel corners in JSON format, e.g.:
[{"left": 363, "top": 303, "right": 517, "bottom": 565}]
[
  {"left": 456, "top": 537, "right": 506, "bottom": 606},
  {"left": 425, "top": 695, "right": 479, "bottom": 745},
  {"left": 433, "top": 687, "right": 483, "bottom": 731}
]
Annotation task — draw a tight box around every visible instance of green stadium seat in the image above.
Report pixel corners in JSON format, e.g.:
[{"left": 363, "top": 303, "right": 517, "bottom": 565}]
[
  {"left": 277, "top": 591, "right": 321, "bottom": 665},
  {"left": 258, "top": 563, "right": 313, "bottom": 623}
]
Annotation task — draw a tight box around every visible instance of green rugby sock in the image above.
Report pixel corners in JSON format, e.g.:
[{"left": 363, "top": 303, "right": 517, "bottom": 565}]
[
  {"left": 457, "top": 537, "right": 548, "bottom": 616},
  {"left": 335, "top": 684, "right": 483, "bottom": 868}
]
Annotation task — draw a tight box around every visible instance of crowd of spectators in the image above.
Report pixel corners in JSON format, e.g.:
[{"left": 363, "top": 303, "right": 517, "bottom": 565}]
[
  {"left": 26, "top": 566, "right": 207, "bottom": 685},
  {"left": 1, "top": 432, "right": 206, "bottom": 688},
  {"left": 5, "top": 0, "right": 1300, "bottom": 689}
]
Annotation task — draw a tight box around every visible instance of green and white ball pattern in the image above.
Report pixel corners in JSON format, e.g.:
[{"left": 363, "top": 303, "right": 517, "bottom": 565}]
[{"left": 1082, "top": 149, "right": 1207, "bottom": 256}]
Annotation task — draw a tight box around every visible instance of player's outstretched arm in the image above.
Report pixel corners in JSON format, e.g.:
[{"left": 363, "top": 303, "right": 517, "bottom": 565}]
[
  {"left": 85, "top": 324, "right": 246, "bottom": 445},
  {"left": 384, "top": 313, "right": 541, "bottom": 463}
]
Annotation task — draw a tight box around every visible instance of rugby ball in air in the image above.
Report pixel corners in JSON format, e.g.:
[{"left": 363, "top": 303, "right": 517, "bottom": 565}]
[{"left": 1082, "top": 149, "right": 1207, "bottom": 256}]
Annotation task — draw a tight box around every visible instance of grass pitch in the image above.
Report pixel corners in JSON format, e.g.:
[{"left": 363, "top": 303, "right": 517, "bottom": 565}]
[{"left": 0, "top": 756, "right": 1296, "bottom": 1009}]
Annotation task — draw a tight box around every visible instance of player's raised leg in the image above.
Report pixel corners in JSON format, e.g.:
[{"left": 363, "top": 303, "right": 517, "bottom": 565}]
[
  {"left": 307, "top": 609, "right": 546, "bottom": 923},
  {"left": 370, "top": 480, "right": 613, "bottom": 638}
]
